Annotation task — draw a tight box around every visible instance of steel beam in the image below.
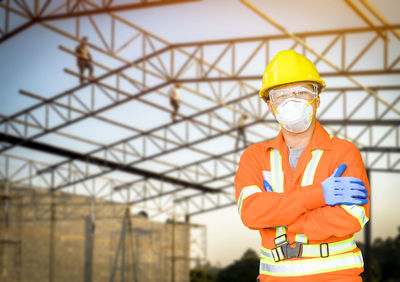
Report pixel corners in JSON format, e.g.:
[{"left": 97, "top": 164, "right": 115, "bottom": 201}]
[
  {"left": 41, "top": 0, "right": 202, "bottom": 21},
  {"left": 174, "top": 70, "right": 400, "bottom": 83},
  {"left": 0, "top": 133, "right": 217, "bottom": 193},
  {"left": 172, "top": 24, "right": 400, "bottom": 48},
  {"left": 0, "top": 0, "right": 201, "bottom": 43}
]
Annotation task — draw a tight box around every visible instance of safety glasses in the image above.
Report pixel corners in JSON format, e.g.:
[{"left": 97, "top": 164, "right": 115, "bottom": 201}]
[{"left": 269, "top": 84, "right": 318, "bottom": 105}]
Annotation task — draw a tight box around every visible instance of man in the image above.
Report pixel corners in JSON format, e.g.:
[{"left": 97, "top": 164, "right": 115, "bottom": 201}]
[
  {"left": 169, "top": 84, "right": 180, "bottom": 122},
  {"left": 236, "top": 113, "right": 248, "bottom": 150},
  {"left": 234, "top": 50, "right": 370, "bottom": 281},
  {"left": 75, "top": 36, "right": 94, "bottom": 84}
]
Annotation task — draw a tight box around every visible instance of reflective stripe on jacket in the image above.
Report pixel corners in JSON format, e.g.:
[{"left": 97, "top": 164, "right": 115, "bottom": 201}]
[{"left": 234, "top": 121, "right": 370, "bottom": 279}]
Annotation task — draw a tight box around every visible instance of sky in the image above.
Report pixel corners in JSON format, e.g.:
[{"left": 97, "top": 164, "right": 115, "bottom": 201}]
[{"left": 1, "top": 0, "right": 400, "bottom": 267}]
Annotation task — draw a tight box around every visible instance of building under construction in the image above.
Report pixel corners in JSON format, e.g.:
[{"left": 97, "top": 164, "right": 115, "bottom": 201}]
[
  {"left": 0, "top": 186, "right": 204, "bottom": 282},
  {"left": 0, "top": 0, "right": 399, "bottom": 281}
]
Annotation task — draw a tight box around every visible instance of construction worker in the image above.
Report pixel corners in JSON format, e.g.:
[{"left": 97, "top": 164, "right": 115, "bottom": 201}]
[
  {"left": 236, "top": 113, "right": 248, "bottom": 150},
  {"left": 75, "top": 36, "right": 94, "bottom": 84},
  {"left": 169, "top": 83, "right": 180, "bottom": 122},
  {"left": 234, "top": 50, "right": 370, "bottom": 281}
]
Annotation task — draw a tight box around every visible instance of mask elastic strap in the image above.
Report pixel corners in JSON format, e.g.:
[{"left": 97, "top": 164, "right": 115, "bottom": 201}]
[
  {"left": 269, "top": 102, "right": 283, "bottom": 127},
  {"left": 306, "top": 97, "right": 317, "bottom": 120},
  {"left": 270, "top": 102, "right": 279, "bottom": 114},
  {"left": 306, "top": 97, "right": 317, "bottom": 106}
]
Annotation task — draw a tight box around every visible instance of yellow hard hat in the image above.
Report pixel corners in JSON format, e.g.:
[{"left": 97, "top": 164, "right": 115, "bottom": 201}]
[{"left": 259, "top": 50, "right": 326, "bottom": 100}]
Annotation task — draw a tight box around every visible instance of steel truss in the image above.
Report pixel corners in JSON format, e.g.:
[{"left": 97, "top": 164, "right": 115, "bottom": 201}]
[
  {"left": 0, "top": 0, "right": 201, "bottom": 43},
  {"left": 0, "top": 1, "right": 399, "bottom": 220}
]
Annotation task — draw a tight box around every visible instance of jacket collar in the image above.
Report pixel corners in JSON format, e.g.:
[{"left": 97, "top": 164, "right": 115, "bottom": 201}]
[{"left": 264, "top": 121, "right": 333, "bottom": 151}]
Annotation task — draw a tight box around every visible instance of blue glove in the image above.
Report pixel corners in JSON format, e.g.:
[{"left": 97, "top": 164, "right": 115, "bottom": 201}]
[
  {"left": 322, "top": 164, "right": 368, "bottom": 206},
  {"left": 263, "top": 180, "right": 273, "bottom": 192}
]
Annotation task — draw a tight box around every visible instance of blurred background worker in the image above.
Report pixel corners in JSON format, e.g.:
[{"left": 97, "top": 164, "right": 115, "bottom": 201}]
[
  {"left": 75, "top": 36, "right": 94, "bottom": 84},
  {"left": 169, "top": 83, "right": 180, "bottom": 122},
  {"left": 235, "top": 113, "right": 248, "bottom": 150},
  {"left": 235, "top": 50, "right": 370, "bottom": 282}
]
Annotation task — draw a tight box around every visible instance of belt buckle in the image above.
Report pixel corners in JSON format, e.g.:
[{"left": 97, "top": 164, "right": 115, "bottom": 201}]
[{"left": 282, "top": 242, "right": 303, "bottom": 259}]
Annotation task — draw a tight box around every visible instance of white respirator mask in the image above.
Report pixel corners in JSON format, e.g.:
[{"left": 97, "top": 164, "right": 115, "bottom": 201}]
[{"left": 273, "top": 98, "right": 316, "bottom": 133}]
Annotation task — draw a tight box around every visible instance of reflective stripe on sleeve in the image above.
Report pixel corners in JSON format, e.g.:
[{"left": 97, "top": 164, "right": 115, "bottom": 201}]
[
  {"left": 341, "top": 204, "right": 369, "bottom": 228},
  {"left": 260, "top": 251, "right": 363, "bottom": 277},
  {"left": 237, "top": 185, "right": 262, "bottom": 217}
]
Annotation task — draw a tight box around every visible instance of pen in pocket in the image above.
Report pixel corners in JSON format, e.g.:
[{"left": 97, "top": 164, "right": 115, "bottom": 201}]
[{"left": 263, "top": 180, "right": 273, "bottom": 192}]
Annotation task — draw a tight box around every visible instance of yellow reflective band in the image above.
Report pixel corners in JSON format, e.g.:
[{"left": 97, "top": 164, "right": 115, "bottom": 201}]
[
  {"left": 270, "top": 149, "right": 286, "bottom": 238},
  {"left": 270, "top": 149, "right": 284, "bottom": 193},
  {"left": 261, "top": 237, "right": 358, "bottom": 259},
  {"left": 277, "top": 151, "right": 284, "bottom": 193},
  {"left": 237, "top": 185, "right": 262, "bottom": 217},
  {"left": 301, "top": 149, "right": 324, "bottom": 187},
  {"left": 275, "top": 226, "right": 287, "bottom": 239},
  {"left": 270, "top": 149, "right": 277, "bottom": 192},
  {"left": 301, "top": 237, "right": 357, "bottom": 257},
  {"left": 294, "top": 233, "right": 308, "bottom": 244},
  {"left": 341, "top": 205, "right": 369, "bottom": 228},
  {"left": 272, "top": 247, "right": 284, "bottom": 261},
  {"left": 260, "top": 251, "right": 363, "bottom": 277}
]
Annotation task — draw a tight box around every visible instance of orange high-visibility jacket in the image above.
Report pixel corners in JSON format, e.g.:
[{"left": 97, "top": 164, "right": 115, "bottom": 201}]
[{"left": 234, "top": 121, "right": 370, "bottom": 281}]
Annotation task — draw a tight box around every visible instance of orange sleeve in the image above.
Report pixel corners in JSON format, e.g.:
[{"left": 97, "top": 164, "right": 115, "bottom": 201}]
[
  {"left": 287, "top": 142, "right": 370, "bottom": 241},
  {"left": 234, "top": 145, "right": 326, "bottom": 230}
]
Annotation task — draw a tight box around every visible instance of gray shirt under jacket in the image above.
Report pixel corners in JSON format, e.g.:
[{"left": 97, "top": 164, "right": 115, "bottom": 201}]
[{"left": 287, "top": 144, "right": 305, "bottom": 171}]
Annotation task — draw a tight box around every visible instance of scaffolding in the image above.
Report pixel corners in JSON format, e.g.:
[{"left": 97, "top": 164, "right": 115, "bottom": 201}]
[
  {"left": 0, "top": 186, "right": 206, "bottom": 282},
  {"left": 0, "top": 182, "right": 22, "bottom": 282}
]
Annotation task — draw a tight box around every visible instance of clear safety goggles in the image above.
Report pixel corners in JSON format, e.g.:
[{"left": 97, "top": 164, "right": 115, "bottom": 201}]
[{"left": 269, "top": 84, "right": 318, "bottom": 105}]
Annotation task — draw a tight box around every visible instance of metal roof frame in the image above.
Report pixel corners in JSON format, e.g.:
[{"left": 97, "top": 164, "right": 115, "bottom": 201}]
[{"left": 0, "top": 0, "right": 399, "bottom": 221}]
